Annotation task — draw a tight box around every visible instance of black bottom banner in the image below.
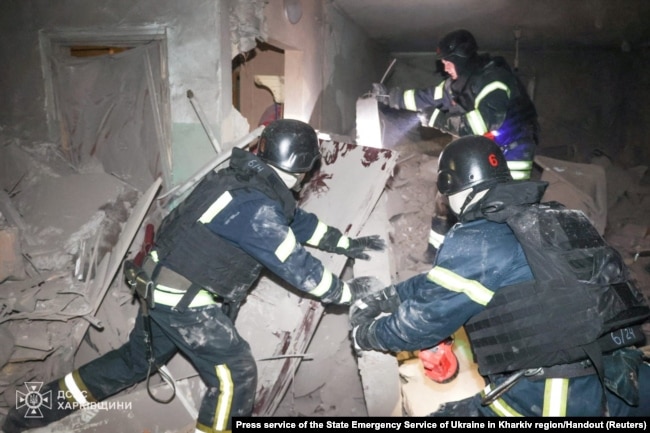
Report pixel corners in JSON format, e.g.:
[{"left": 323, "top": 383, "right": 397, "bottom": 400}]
[{"left": 232, "top": 416, "right": 646, "bottom": 432}]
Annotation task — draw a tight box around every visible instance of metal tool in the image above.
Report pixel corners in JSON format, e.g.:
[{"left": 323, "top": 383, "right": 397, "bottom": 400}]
[
  {"left": 187, "top": 89, "right": 222, "bottom": 153},
  {"left": 361, "top": 58, "right": 397, "bottom": 99},
  {"left": 380, "top": 58, "right": 397, "bottom": 84},
  {"left": 481, "top": 368, "right": 542, "bottom": 406}
]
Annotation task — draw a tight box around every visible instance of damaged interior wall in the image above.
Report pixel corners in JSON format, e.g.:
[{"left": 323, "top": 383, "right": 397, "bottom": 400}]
[
  {"left": 260, "top": 1, "right": 390, "bottom": 135},
  {"left": 2, "top": 0, "right": 234, "bottom": 189},
  {"left": 0, "top": 0, "right": 389, "bottom": 186}
]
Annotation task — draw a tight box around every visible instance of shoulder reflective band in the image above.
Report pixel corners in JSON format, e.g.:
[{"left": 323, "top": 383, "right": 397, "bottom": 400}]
[
  {"left": 542, "top": 378, "right": 569, "bottom": 416},
  {"left": 507, "top": 161, "right": 533, "bottom": 180},
  {"left": 475, "top": 81, "right": 510, "bottom": 108},
  {"left": 198, "top": 191, "right": 233, "bottom": 224},
  {"left": 427, "top": 266, "right": 494, "bottom": 306},
  {"left": 404, "top": 89, "right": 417, "bottom": 111},
  {"left": 468, "top": 81, "right": 511, "bottom": 135},
  {"left": 306, "top": 220, "right": 328, "bottom": 246},
  {"left": 434, "top": 81, "right": 445, "bottom": 99},
  {"left": 275, "top": 228, "right": 297, "bottom": 262}
]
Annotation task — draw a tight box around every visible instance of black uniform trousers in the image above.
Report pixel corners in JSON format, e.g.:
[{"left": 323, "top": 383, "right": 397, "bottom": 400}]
[{"left": 78, "top": 302, "right": 258, "bottom": 431}]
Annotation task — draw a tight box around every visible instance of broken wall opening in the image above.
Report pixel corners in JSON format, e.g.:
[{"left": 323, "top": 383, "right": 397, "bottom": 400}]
[
  {"left": 232, "top": 41, "right": 285, "bottom": 128},
  {"left": 39, "top": 28, "right": 173, "bottom": 192}
]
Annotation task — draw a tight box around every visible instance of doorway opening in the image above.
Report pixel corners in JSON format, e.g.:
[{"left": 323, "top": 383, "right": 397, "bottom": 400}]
[
  {"left": 39, "top": 29, "right": 172, "bottom": 191},
  {"left": 232, "top": 41, "right": 285, "bottom": 129}
]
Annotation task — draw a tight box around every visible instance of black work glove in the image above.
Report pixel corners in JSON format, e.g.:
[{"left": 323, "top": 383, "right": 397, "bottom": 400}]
[
  {"left": 417, "top": 106, "right": 439, "bottom": 128},
  {"left": 346, "top": 276, "right": 386, "bottom": 303},
  {"left": 427, "top": 110, "right": 461, "bottom": 135},
  {"left": 325, "top": 276, "right": 385, "bottom": 306},
  {"left": 371, "top": 83, "right": 389, "bottom": 105},
  {"left": 349, "top": 284, "right": 401, "bottom": 328},
  {"left": 337, "top": 235, "right": 386, "bottom": 260},
  {"left": 352, "top": 320, "right": 384, "bottom": 353},
  {"left": 372, "top": 83, "right": 402, "bottom": 109}
]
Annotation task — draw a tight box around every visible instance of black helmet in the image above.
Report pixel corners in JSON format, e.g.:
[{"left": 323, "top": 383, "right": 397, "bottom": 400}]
[
  {"left": 436, "top": 29, "right": 478, "bottom": 60},
  {"left": 437, "top": 136, "right": 512, "bottom": 196},
  {"left": 257, "top": 119, "right": 321, "bottom": 173}
]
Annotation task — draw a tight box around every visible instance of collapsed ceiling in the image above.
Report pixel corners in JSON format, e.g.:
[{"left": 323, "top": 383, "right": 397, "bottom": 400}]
[{"left": 332, "top": 0, "right": 650, "bottom": 53}]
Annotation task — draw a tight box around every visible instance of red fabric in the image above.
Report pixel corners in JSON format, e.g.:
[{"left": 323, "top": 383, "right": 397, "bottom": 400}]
[{"left": 418, "top": 339, "right": 459, "bottom": 384}]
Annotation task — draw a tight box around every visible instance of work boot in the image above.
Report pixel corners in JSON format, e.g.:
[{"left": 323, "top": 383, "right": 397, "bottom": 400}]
[{"left": 418, "top": 337, "right": 459, "bottom": 384}]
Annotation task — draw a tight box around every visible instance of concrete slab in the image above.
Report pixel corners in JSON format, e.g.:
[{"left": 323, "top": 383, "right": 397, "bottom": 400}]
[{"left": 535, "top": 155, "right": 607, "bottom": 234}]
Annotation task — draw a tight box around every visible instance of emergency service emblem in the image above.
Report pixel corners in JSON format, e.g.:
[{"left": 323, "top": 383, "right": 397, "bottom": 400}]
[{"left": 15, "top": 382, "right": 51, "bottom": 418}]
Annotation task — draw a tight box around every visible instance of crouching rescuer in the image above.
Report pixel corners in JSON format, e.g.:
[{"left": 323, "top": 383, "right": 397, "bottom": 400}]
[
  {"left": 2, "top": 119, "right": 386, "bottom": 433},
  {"left": 350, "top": 135, "right": 650, "bottom": 416}
]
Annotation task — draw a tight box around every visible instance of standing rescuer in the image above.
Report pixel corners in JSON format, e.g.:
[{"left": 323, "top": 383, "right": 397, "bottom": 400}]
[
  {"left": 372, "top": 29, "right": 540, "bottom": 381},
  {"left": 373, "top": 29, "right": 539, "bottom": 181},
  {"left": 373, "top": 28, "right": 539, "bottom": 252},
  {"left": 350, "top": 135, "right": 650, "bottom": 416},
  {"left": 2, "top": 119, "right": 386, "bottom": 433}
]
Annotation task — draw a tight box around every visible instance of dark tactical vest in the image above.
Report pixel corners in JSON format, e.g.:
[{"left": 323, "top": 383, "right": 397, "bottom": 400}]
[
  {"left": 453, "top": 55, "right": 538, "bottom": 146},
  {"left": 465, "top": 201, "right": 650, "bottom": 376},
  {"left": 152, "top": 148, "right": 297, "bottom": 303}
]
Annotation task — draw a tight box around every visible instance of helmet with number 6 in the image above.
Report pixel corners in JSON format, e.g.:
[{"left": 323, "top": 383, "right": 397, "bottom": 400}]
[
  {"left": 257, "top": 119, "right": 321, "bottom": 173},
  {"left": 437, "top": 136, "right": 512, "bottom": 196}
]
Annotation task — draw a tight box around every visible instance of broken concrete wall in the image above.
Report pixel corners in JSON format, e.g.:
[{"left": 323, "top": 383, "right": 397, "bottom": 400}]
[
  {"left": 519, "top": 49, "right": 649, "bottom": 167},
  {"left": 0, "top": 0, "right": 250, "bottom": 190},
  {"left": 261, "top": 2, "right": 391, "bottom": 137},
  {"left": 1, "top": 1, "right": 390, "bottom": 193},
  {"left": 623, "top": 49, "right": 650, "bottom": 168},
  {"left": 319, "top": 4, "right": 393, "bottom": 136}
]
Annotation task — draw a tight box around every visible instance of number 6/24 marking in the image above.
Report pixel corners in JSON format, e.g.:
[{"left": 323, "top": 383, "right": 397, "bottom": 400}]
[{"left": 610, "top": 327, "right": 636, "bottom": 346}]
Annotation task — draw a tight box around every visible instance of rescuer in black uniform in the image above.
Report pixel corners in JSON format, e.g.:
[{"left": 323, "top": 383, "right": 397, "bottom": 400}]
[
  {"left": 3, "top": 119, "right": 386, "bottom": 432},
  {"left": 351, "top": 135, "right": 649, "bottom": 416}
]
